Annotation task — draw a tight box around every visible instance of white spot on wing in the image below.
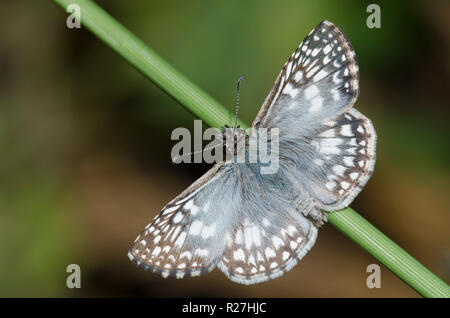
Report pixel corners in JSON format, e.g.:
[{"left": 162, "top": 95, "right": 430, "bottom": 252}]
[
  {"left": 309, "top": 96, "right": 323, "bottom": 112},
  {"left": 286, "top": 61, "right": 293, "bottom": 76},
  {"left": 284, "top": 82, "right": 299, "bottom": 98},
  {"left": 191, "top": 270, "right": 201, "bottom": 277},
  {"left": 304, "top": 85, "right": 319, "bottom": 99},
  {"left": 294, "top": 71, "right": 303, "bottom": 82},
  {"left": 172, "top": 212, "right": 183, "bottom": 223},
  {"left": 265, "top": 247, "right": 276, "bottom": 259},
  {"left": 341, "top": 124, "right": 353, "bottom": 137},
  {"left": 191, "top": 205, "right": 200, "bottom": 216},
  {"left": 180, "top": 251, "right": 192, "bottom": 261},
  {"left": 271, "top": 236, "right": 284, "bottom": 249},
  {"left": 201, "top": 223, "right": 216, "bottom": 239},
  {"left": 170, "top": 226, "right": 181, "bottom": 242},
  {"left": 313, "top": 158, "right": 324, "bottom": 166},
  {"left": 185, "top": 200, "right": 194, "bottom": 210},
  {"left": 235, "top": 229, "right": 243, "bottom": 245},
  {"left": 311, "top": 48, "right": 320, "bottom": 57},
  {"left": 151, "top": 246, "right": 161, "bottom": 257},
  {"left": 313, "top": 69, "right": 328, "bottom": 82},
  {"left": 320, "top": 129, "right": 335, "bottom": 138},
  {"left": 176, "top": 272, "right": 185, "bottom": 279},
  {"left": 163, "top": 205, "right": 178, "bottom": 214},
  {"left": 357, "top": 125, "right": 364, "bottom": 133},
  {"left": 174, "top": 231, "right": 187, "bottom": 248},
  {"left": 341, "top": 181, "right": 350, "bottom": 189},
  {"left": 306, "top": 66, "right": 320, "bottom": 78},
  {"left": 189, "top": 220, "right": 203, "bottom": 235},
  {"left": 343, "top": 156, "right": 354, "bottom": 166},
  {"left": 234, "top": 248, "right": 245, "bottom": 261},
  {"left": 326, "top": 181, "right": 336, "bottom": 190},
  {"left": 333, "top": 165, "right": 346, "bottom": 176},
  {"left": 287, "top": 225, "right": 297, "bottom": 236}
]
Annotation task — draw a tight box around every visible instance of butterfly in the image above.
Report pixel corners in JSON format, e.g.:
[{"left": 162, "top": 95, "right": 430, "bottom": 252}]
[{"left": 128, "top": 20, "right": 376, "bottom": 285}]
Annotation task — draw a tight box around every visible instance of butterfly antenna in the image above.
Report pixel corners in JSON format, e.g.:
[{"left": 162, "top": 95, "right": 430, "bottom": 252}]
[
  {"left": 233, "top": 76, "right": 245, "bottom": 130},
  {"left": 172, "top": 142, "right": 222, "bottom": 163}
]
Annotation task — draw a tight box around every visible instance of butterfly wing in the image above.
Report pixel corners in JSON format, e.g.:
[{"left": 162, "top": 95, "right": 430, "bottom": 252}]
[
  {"left": 128, "top": 162, "right": 240, "bottom": 279},
  {"left": 282, "top": 108, "right": 376, "bottom": 210},
  {"left": 130, "top": 160, "right": 321, "bottom": 284},
  {"left": 218, "top": 206, "right": 318, "bottom": 285},
  {"left": 253, "top": 20, "right": 359, "bottom": 138},
  {"left": 217, "top": 164, "right": 321, "bottom": 285},
  {"left": 253, "top": 20, "right": 376, "bottom": 210}
]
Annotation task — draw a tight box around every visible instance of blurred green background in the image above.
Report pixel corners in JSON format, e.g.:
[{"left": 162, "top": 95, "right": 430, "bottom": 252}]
[{"left": 0, "top": 0, "right": 449, "bottom": 297}]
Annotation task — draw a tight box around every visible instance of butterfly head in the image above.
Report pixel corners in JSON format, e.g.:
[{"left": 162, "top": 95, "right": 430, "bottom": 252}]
[{"left": 215, "top": 125, "right": 248, "bottom": 156}]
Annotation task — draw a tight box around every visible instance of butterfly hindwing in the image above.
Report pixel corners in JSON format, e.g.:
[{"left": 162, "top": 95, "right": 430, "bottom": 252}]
[
  {"left": 215, "top": 164, "right": 320, "bottom": 285},
  {"left": 218, "top": 208, "right": 318, "bottom": 285},
  {"left": 281, "top": 108, "right": 376, "bottom": 210}
]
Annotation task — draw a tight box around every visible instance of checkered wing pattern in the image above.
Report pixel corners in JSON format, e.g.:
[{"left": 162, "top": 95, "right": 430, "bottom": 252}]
[
  {"left": 252, "top": 20, "right": 376, "bottom": 210},
  {"left": 282, "top": 108, "right": 376, "bottom": 210},
  {"left": 218, "top": 210, "right": 318, "bottom": 285},
  {"left": 253, "top": 20, "right": 359, "bottom": 138},
  {"left": 128, "top": 163, "right": 239, "bottom": 279},
  {"left": 214, "top": 163, "right": 321, "bottom": 285}
]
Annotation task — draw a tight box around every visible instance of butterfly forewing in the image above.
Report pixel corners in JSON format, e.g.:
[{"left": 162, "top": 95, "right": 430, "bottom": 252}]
[
  {"left": 253, "top": 20, "right": 359, "bottom": 139},
  {"left": 129, "top": 163, "right": 239, "bottom": 279}
]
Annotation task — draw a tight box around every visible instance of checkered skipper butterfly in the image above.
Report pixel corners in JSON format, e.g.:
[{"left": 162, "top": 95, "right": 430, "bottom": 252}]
[{"left": 128, "top": 21, "right": 376, "bottom": 285}]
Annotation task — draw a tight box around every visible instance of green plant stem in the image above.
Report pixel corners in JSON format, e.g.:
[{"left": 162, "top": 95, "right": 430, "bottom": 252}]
[
  {"left": 328, "top": 208, "right": 449, "bottom": 297},
  {"left": 53, "top": 0, "right": 450, "bottom": 297}
]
